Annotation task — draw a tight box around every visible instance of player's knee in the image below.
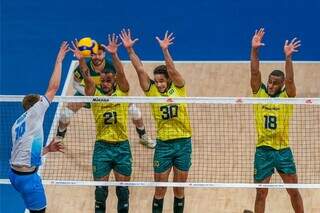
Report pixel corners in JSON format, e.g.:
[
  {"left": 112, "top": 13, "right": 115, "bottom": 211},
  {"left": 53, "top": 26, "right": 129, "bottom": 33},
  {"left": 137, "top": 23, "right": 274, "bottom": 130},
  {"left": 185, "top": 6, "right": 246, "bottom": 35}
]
[
  {"left": 173, "top": 187, "right": 184, "bottom": 197},
  {"left": 287, "top": 189, "right": 300, "bottom": 198},
  {"left": 129, "top": 104, "right": 142, "bottom": 120},
  {"left": 116, "top": 186, "right": 129, "bottom": 201},
  {"left": 95, "top": 186, "right": 108, "bottom": 210},
  {"left": 155, "top": 187, "right": 167, "bottom": 198},
  {"left": 116, "top": 186, "right": 129, "bottom": 212},
  {"left": 59, "top": 107, "right": 75, "bottom": 124},
  {"left": 256, "top": 189, "right": 268, "bottom": 200}
]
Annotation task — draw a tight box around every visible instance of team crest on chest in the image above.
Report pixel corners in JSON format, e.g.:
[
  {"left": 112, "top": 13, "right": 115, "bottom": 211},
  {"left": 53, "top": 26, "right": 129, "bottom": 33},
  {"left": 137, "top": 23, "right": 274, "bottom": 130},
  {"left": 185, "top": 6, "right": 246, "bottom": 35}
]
[{"left": 168, "top": 89, "right": 174, "bottom": 95}]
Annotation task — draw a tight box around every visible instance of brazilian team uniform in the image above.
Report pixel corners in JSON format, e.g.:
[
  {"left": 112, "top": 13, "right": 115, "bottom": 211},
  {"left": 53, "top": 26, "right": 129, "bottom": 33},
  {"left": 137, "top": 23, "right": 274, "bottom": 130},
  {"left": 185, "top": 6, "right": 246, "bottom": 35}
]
[
  {"left": 253, "top": 84, "right": 296, "bottom": 181},
  {"left": 73, "top": 59, "right": 115, "bottom": 108},
  {"left": 91, "top": 86, "right": 132, "bottom": 178},
  {"left": 145, "top": 80, "right": 192, "bottom": 173}
]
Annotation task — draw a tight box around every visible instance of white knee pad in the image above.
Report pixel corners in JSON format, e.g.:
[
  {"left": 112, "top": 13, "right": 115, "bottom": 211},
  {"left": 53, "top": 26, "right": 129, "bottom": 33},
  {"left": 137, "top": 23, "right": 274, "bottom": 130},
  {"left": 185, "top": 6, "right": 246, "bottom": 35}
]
[
  {"left": 59, "top": 107, "right": 75, "bottom": 124},
  {"left": 128, "top": 104, "right": 142, "bottom": 120}
]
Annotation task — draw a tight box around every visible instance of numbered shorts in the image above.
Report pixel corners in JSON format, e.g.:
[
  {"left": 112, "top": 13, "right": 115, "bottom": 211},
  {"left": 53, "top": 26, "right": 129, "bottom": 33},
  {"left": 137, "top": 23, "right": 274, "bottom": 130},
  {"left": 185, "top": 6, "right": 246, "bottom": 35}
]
[
  {"left": 154, "top": 137, "right": 192, "bottom": 173},
  {"left": 74, "top": 91, "right": 91, "bottom": 108},
  {"left": 92, "top": 140, "right": 132, "bottom": 178},
  {"left": 8, "top": 168, "right": 46, "bottom": 211},
  {"left": 254, "top": 146, "right": 296, "bottom": 182}
]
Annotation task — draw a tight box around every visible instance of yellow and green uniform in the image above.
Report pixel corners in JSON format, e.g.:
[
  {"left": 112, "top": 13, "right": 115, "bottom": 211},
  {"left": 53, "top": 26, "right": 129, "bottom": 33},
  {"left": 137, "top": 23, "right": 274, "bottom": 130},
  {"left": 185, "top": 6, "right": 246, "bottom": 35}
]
[
  {"left": 145, "top": 80, "right": 192, "bottom": 173},
  {"left": 145, "top": 81, "right": 192, "bottom": 141},
  {"left": 73, "top": 59, "right": 115, "bottom": 88},
  {"left": 73, "top": 58, "right": 115, "bottom": 108},
  {"left": 253, "top": 84, "right": 296, "bottom": 181},
  {"left": 91, "top": 85, "right": 132, "bottom": 177}
]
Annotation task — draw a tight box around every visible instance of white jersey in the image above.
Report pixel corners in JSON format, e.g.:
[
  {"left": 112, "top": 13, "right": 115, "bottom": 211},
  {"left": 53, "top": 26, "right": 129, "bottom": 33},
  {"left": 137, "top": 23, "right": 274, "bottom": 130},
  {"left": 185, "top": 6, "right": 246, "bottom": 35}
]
[{"left": 10, "top": 96, "right": 50, "bottom": 167}]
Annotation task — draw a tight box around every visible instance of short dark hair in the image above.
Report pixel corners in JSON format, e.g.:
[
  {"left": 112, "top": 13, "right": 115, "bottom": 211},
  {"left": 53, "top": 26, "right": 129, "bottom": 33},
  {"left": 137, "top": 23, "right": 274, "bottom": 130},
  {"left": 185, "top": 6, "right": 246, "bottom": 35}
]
[
  {"left": 97, "top": 43, "right": 105, "bottom": 51},
  {"left": 22, "top": 94, "right": 40, "bottom": 111},
  {"left": 101, "top": 66, "right": 116, "bottom": 75},
  {"left": 269, "top": 70, "right": 285, "bottom": 80},
  {"left": 153, "top": 65, "right": 169, "bottom": 79}
]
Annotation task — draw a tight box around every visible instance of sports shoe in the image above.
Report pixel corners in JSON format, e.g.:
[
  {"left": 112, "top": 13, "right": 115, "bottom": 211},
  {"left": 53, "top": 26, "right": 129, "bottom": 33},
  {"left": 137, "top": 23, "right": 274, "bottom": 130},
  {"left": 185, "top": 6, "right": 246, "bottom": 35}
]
[{"left": 139, "top": 134, "right": 156, "bottom": 149}]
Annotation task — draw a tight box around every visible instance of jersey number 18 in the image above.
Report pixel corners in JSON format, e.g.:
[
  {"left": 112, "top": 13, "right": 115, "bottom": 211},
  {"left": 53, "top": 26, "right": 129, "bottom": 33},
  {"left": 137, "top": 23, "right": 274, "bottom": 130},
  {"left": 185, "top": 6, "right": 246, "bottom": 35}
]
[{"left": 264, "top": 115, "right": 277, "bottom": 129}]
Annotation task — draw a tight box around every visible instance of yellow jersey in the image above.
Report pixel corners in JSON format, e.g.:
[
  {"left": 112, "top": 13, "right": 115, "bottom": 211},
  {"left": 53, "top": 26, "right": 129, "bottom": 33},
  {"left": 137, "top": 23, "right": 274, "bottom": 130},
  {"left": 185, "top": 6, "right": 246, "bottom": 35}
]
[
  {"left": 91, "top": 86, "right": 129, "bottom": 143},
  {"left": 253, "top": 84, "right": 293, "bottom": 150},
  {"left": 145, "top": 81, "right": 192, "bottom": 141},
  {"left": 73, "top": 59, "right": 116, "bottom": 87}
]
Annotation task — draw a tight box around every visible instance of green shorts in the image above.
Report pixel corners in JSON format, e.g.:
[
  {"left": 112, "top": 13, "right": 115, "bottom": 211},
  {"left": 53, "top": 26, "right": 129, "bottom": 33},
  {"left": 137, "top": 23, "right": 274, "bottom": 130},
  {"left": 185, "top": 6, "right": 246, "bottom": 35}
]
[
  {"left": 154, "top": 137, "right": 192, "bottom": 173},
  {"left": 254, "top": 146, "right": 296, "bottom": 182},
  {"left": 92, "top": 140, "right": 132, "bottom": 178},
  {"left": 74, "top": 91, "right": 91, "bottom": 109}
]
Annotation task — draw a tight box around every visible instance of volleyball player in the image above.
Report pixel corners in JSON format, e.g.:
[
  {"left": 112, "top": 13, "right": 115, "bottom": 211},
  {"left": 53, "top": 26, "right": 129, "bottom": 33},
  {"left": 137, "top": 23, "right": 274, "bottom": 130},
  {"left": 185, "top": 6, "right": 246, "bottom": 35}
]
[
  {"left": 120, "top": 29, "right": 192, "bottom": 213},
  {"left": 250, "top": 28, "right": 304, "bottom": 213},
  {"left": 8, "top": 42, "right": 68, "bottom": 213},
  {"left": 70, "top": 34, "right": 132, "bottom": 213},
  {"left": 56, "top": 38, "right": 155, "bottom": 148}
]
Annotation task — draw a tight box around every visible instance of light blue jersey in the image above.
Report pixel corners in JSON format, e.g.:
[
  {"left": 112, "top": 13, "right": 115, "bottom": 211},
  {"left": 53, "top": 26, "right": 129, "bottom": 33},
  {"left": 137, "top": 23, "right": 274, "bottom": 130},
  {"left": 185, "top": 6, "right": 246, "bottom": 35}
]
[{"left": 10, "top": 96, "right": 50, "bottom": 167}]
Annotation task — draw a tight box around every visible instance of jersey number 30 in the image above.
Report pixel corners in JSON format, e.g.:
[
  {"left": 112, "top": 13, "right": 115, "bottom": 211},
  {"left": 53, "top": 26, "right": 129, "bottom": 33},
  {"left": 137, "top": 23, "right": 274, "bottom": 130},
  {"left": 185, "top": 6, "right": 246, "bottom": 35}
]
[
  {"left": 160, "top": 105, "right": 178, "bottom": 120},
  {"left": 264, "top": 115, "right": 277, "bottom": 129}
]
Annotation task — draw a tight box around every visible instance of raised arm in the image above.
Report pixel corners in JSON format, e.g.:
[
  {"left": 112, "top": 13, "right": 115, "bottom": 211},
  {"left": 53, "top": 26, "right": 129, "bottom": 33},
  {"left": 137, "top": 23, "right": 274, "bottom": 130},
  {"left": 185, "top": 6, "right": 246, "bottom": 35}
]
[
  {"left": 103, "top": 33, "right": 129, "bottom": 92},
  {"left": 250, "top": 28, "right": 265, "bottom": 93},
  {"left": 120, "top": 29, "right": 151, "bottom": 91},
  {"left": 45, "top": 41, "right": 69, "bottom": 102},
  {"left": 284, "top": 38, "right": 301, "bottom": 97},
  {"left": 70, "top": 41, "right": 96, "bottom": 96},
  {"left": 156, "top": 31, "right": 184, "bottom": 87}
]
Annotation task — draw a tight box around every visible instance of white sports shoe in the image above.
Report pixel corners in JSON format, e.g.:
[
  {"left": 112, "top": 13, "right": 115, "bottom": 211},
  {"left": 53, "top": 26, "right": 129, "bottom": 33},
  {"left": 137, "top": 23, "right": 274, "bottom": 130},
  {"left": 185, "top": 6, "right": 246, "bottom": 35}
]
[{"left": 139, "top": 134, "right": 156, "bottom": 149}]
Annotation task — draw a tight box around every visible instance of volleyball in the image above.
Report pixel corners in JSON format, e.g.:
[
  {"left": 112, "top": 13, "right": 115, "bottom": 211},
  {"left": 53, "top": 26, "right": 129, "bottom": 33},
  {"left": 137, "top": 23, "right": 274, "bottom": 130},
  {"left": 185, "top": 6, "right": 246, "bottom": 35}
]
[{"left": 77, "top": 37, "right": 98, "bottom": 57}]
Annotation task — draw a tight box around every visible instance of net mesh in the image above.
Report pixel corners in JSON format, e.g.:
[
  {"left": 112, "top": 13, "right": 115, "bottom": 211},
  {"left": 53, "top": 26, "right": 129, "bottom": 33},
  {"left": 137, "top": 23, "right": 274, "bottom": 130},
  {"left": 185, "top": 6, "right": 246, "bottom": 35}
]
[{"left": 1, "top": 96, "right": 319, "bottom": 185}]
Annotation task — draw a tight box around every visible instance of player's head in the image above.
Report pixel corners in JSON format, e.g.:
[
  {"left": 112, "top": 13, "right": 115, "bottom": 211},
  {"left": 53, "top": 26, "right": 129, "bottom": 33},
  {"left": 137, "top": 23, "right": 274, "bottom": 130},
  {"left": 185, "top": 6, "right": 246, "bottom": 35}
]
[
  {"left": 153, "top": 65, "right": 171, "bottom": 93},
  {"left": 267, "top": 70, "right": 285, "bottom": 96},
  {"left": 100, "top": 69, "right": 116, "bottom": 95},
  {"left": 91, "top": 43, "right": 106, "bottom": 66},
  {"left": 22, "top": 94, "right": 40, "bottom": 111}
]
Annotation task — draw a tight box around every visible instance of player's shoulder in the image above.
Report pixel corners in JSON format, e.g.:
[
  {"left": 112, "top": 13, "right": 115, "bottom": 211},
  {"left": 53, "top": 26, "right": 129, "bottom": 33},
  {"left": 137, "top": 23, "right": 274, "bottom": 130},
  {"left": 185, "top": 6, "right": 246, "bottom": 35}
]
[
  {"left": 114, "top": 85, "right": 128, "bottom": 96},
  {"left": 253, "top": 84, "right": 268, "bottom": 97},
  {"left": 145, "top": 80, "right": 157, "bottom": 95}
]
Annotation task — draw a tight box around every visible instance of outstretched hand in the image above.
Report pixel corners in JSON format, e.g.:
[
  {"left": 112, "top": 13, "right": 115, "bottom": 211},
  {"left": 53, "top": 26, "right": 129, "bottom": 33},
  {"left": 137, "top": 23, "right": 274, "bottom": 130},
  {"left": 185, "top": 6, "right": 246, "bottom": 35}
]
[
  {"left": 156, "top": 31, "right": 175, "bottom": 50},
  {"left": 56, "top": 41, "right": 70, "bottom": 63},
  {"left": 284, "top": 38, "right": 301, "bottom": 57},
  {"left": 102, "top": 33, "right": 122, "bottom": 54},
  {"left": 47, "top": 138, "right": 65, "bottom": 153},
  {"left": 119, "top": 29, "right": 139, "bottom": 49},
  {"left": 251, "top": 28, "right": 265, "bottom": 49},
  {"left": 69, "top": 39, "right": 85, "bottom": 60}
]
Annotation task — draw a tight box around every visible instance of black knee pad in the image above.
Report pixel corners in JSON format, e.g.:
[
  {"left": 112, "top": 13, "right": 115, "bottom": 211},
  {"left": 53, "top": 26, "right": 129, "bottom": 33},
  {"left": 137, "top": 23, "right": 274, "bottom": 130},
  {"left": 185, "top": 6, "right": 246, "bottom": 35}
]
[
  {"left": 116, "top": 186, "right": 129, "bottom": 212},
  {"left": 95, "top": 186, "right": 108, "bottom": 210},
  {"left": 116, "top": 186, "right": 129, "bottom": 201},
  {"left": 30, "top": 208, "right": 46, "bottom": 213}
]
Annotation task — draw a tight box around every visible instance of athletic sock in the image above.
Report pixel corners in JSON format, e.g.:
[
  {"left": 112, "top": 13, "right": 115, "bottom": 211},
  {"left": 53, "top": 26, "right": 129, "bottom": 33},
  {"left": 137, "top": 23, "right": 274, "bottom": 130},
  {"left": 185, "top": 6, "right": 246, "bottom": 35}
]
[
  {"left": 152, "top": 197, "right": 164, "bottom": 213},
  {"left": 173, "top": 197, "right": 185, "bottom": 213}
]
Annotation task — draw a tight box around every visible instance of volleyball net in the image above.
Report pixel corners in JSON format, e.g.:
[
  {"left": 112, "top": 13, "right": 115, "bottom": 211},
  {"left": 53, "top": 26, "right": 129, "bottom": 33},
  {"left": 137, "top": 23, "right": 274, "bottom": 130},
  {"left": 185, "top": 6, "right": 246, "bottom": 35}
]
[{"left": 0, "top": 95, "right": 319, "bottom": 189}]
